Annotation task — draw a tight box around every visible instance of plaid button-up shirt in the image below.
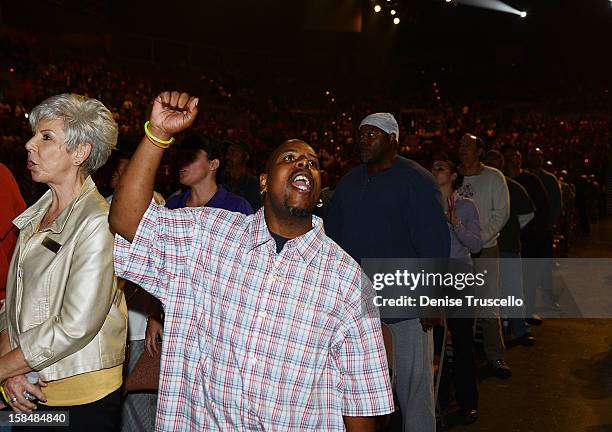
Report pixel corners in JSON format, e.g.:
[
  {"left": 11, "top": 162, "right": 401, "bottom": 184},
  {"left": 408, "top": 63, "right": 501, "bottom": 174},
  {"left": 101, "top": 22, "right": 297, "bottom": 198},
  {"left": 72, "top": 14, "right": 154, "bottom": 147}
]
[{"left": 114, "top": 203, "right": 394, "bottom": 431}]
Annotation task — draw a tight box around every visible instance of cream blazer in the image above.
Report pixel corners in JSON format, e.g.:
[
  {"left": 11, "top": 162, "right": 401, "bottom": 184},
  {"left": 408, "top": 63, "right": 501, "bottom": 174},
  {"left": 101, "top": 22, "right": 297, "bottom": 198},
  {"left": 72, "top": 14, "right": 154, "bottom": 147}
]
[{"left": 0, "top": 177, "right": 127, "bottom": 381}]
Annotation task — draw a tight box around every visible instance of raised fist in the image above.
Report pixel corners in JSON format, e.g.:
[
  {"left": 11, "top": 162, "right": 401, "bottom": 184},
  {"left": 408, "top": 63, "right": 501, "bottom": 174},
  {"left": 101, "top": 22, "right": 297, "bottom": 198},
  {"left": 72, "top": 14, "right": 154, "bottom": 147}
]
[{"left": 148, "top": 91, "right": 199, "bottom": 140}]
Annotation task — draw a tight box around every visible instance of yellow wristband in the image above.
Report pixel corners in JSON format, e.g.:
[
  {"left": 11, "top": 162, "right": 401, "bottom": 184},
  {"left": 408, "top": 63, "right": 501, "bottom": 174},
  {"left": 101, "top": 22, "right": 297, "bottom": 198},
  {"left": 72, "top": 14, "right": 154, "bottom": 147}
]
[
  {"left": 144, "top": 121, "right": 175, "bottom": 148},
  {"left": 0, "top": 384, "right": 10, "bottom": 404}
]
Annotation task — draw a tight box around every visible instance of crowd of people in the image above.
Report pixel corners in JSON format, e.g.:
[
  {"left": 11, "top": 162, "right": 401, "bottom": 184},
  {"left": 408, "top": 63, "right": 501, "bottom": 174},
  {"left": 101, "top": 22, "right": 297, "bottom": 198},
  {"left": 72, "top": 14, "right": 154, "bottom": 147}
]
[
  {"left": 1, "top": 34, "right": 609, "bottom": 209},
  {"left": 0, "top": 34, "right": 610, "bottom": 432}
]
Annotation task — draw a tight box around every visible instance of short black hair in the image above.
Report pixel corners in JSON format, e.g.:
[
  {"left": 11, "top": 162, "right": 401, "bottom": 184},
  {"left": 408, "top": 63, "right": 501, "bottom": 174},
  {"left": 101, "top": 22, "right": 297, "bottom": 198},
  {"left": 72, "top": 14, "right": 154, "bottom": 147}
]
[
  {"left": 181, "top": 133, "right": 221, "bottom": 161},
  {"left": 461, "top": 133, "right": 486, "bottom": 150}
]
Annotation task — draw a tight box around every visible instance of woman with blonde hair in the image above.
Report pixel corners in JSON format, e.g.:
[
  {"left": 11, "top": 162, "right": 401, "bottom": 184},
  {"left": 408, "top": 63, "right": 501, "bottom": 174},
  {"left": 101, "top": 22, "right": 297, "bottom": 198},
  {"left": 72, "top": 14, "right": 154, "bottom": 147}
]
[{"left": 0, "top": 94, "right": 127, "bottom": 431}]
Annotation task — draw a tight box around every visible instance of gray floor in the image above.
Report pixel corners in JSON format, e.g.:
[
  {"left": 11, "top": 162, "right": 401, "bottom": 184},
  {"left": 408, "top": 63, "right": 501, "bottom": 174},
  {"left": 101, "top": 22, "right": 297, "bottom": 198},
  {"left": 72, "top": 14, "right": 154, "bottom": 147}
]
[{"left": 448, "top": 219, "right": 612, "bottom": 432}]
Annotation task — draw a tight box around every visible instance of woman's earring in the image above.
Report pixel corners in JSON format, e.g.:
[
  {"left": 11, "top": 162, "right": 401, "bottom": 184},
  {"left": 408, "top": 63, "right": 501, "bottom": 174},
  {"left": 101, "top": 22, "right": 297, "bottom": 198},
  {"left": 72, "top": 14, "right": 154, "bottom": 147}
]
[
  {"left": 260, "top": 189, "right": 267, "bottom": 196},
  {"left": 316, "top": 198, "right": 324, "bottom": 208}
]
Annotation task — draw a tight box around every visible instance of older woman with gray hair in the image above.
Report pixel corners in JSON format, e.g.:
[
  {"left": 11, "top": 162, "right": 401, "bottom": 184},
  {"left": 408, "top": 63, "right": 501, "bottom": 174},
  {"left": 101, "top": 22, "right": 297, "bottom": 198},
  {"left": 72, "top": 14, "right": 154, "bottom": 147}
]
[{"left": 0, "top": 94, "right": 127, "bottom": 430}]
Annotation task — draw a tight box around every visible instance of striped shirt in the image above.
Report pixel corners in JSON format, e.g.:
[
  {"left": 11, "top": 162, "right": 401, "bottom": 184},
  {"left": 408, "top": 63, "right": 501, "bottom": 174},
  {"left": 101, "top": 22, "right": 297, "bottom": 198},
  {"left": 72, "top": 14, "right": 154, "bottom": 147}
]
[{"left": 114, "top": 203, "right": 394, "bottom": 431}]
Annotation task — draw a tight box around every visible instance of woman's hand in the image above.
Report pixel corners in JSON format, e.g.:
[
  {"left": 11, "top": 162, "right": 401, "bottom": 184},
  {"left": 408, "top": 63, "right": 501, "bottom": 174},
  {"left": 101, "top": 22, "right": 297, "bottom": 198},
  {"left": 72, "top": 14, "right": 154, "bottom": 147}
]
[
  {"left": 148, "top": 91, "right": 199, "bottom": 141},
  {"left": 145, "top": 317, "right": 163, "bottom": 357},
  {"left": 3, "top": 374, "right": 47, "bottom": 413}
]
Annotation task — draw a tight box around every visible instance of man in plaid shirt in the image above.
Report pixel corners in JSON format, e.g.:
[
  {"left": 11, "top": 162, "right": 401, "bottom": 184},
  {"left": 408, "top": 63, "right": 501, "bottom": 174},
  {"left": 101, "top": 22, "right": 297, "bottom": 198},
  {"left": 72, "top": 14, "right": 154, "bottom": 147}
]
[{"left": 109, "top": 91, "right": 394, "bottom": 431}]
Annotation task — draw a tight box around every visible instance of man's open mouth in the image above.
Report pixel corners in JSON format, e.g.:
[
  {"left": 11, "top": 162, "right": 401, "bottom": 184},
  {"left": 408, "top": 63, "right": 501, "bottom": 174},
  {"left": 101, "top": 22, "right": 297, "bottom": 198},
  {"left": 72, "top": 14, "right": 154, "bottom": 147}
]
[{"left": 290, "top": 172, "right": 313, "bottom": 192}]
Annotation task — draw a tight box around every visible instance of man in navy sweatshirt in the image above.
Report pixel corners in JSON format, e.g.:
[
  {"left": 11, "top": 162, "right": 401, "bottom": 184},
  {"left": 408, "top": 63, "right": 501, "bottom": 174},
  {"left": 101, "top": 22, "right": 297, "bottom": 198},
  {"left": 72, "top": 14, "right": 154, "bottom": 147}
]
[{"left": 326, "top": 113, "right": 450, "bottom": 432}]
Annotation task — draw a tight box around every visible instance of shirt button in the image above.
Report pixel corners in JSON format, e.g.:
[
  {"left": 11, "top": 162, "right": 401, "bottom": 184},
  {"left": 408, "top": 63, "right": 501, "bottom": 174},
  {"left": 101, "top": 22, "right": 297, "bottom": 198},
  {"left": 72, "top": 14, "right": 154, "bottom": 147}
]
[
  {"left": 271, "top": 274, "right": 281, "bottom": 282},
  {"left": 248, "top": 354, "right": 258, "bottom": 365},
  {"left": 258, "top": 310, "right": 268, "bottom": 319}
]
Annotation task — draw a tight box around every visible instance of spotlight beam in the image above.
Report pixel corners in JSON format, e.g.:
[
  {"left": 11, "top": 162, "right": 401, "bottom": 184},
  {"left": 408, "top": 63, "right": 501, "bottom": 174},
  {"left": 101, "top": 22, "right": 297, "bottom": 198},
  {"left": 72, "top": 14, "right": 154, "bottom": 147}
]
[{"left": 456, "top": 0, "right": 526, "bottom": 17}]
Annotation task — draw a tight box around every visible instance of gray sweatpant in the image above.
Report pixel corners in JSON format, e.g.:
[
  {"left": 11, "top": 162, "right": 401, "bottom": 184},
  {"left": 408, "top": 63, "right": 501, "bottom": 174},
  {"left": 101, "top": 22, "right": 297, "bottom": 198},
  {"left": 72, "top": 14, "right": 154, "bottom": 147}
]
[
  {"left": 472, "top": 245, "right": 506, "bottom": 361},
  {"left": 387, "top": 319, "right": 435, "bottom": 432}
]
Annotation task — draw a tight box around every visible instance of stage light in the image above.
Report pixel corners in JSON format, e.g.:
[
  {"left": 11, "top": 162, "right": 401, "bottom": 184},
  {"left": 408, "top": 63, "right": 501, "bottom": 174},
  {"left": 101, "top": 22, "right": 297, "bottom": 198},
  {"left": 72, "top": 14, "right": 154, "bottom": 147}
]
[
  {"left": 390, "top": 9, "right": 396, "bottom": 15},
  {"left": 393, "top": 17, "right": 400, "bottom": 24},
  {"left": 459, "top": 0, "right": 529, "bottom": 17},
  {"left": 374, "top": 4, "right": 381, "bottom": 13}
]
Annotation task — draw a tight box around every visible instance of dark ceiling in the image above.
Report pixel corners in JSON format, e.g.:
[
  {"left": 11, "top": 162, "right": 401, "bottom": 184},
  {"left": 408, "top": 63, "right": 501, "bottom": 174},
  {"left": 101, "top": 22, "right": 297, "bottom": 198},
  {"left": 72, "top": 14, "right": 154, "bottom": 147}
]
[{"left": 1, "top": 0, "right": 611, "bottom": 86}]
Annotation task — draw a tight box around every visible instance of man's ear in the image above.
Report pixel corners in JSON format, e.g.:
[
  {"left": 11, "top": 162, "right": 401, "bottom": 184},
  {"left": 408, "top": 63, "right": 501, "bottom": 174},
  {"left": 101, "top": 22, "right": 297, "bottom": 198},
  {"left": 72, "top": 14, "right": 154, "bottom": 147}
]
[
  {"left": 210, "top": 158, "right": 220, "bottom": 171},
  {"left": 390, "top": 133, "right": 399, "bottom": 150},
  {"left": 73, "top": 143, "right": 92, "bottom": 166},
  {"left": 259, "top": 173, "right": 268, "bottom": 193}
]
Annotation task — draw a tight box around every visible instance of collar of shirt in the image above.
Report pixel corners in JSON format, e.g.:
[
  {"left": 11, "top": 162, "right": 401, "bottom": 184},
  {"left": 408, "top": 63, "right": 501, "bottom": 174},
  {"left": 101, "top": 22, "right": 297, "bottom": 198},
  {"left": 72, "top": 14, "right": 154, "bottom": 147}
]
[
  {"left": 206, "top": 185, "right": 228, "bottom": 208},
  {"left": 245, "top": 207, "right": 327, "bottom": 266},
  {"left": 174, "top": 185, "right": 227, "bottom": 209},
  {"left": 13, "top": 176, "right": 97, "bottom": 233}
]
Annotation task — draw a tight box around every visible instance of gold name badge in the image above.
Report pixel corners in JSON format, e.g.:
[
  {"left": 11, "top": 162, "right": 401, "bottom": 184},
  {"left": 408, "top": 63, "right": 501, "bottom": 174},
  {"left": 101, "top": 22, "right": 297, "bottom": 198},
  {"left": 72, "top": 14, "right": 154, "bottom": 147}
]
[{"left": 42, "top": 236, "right": 62, "bottom": 254}]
